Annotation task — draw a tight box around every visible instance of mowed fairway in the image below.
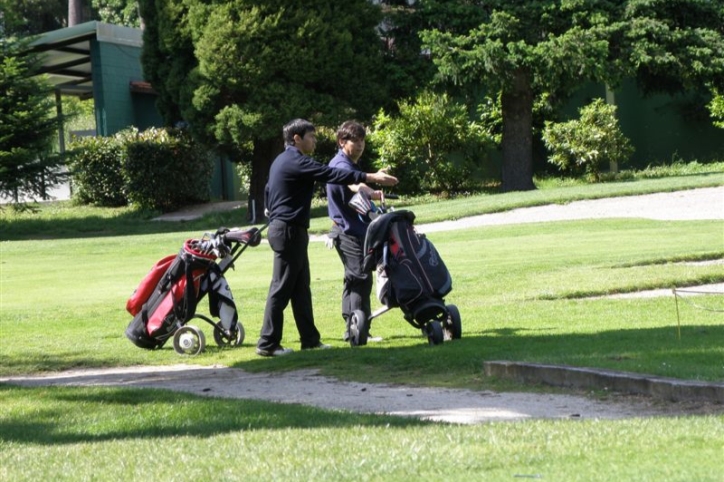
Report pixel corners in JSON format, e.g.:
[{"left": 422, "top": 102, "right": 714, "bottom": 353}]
[{"left": 1, "top": 183, "right": 723, "bottom": 481}]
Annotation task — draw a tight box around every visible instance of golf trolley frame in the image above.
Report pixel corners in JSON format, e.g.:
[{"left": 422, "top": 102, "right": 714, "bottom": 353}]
[
  {"left": 171, "top": 225, "right": 269, "bottom": 356},
  {"left": 125, "top": 224, "right": 267, "bottom": 356},
  {"left": 349, "top": 301, "right": 461, "bottom": 347},
  {"left": 346, "top": 192, "right": 462, "bottom": 347}
]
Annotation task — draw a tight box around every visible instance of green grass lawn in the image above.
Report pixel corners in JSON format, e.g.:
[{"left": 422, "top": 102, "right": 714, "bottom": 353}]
[
  {"left": 2, "top": 216, "right": 722, "bottom": 382},
  {"left": 1, "top": 385, "right": 723, "bottom": 482},
  {"left": 1, "top": 166, "right": 723, "bottom": 481}
]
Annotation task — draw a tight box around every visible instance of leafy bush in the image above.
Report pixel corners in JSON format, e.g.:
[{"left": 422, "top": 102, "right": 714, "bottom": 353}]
[
  {"left": 310, "top": 125, "right": 338, "bottom": 166},
  {"left": 123, "top": 127, "right": 214, "bottom": 212},
  {"left": 66, "top": 135, "right": 127, "bottom": 207},
  {"left": 542, "top": 98, "right": 634, "bottom": 181},
  {"left": 708, "top": 91, "right": 724, "bottom": 129},
  {"left": 67, "top": 127, "right": 215, "bottom": 211},
  {"left": 369, "top": 91, "right": 492, "bottom": 195}
]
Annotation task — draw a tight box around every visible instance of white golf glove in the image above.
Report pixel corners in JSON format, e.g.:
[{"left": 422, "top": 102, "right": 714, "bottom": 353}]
[{"left": 324, "top": 235, "right": 334, "bottom": 250}]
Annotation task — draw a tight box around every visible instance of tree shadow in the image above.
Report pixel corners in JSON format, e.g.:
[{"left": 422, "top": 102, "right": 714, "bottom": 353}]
[
  {"left": 0, "top": 205, "right": 254, "bottom": 241},
  {"left": 0, "top": 384, "right": 427, "bottom": 445},
  {"left": 236, "top": 324, "right": 724, "bottom": 384}
]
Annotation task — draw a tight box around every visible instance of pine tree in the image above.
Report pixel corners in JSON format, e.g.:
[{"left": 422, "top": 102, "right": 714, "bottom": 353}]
[{"left": 0, "top": 39, "right": 64, "bottom": 203}]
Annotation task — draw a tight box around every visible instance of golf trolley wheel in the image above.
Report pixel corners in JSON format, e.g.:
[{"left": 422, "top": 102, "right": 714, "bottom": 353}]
[
  {"left": 425, "top": 320, "right": 444, "bottom": 346},
  {"left": 213, "top": 322, "right": 245, "bottom": 348},
  {"left": 173, "top": 325, "right": 206, "bottom": 356},
  {"left": 443, "top": 304, "right": 462, "bottom": 340},
  {"left": 349, "top": 309, "right": 369, "bottom": 347}
]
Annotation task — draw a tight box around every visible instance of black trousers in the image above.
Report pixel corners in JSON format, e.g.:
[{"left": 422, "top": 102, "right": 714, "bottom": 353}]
[
  {"left": 332, "top": 226, "right": 373, "bottom": 334},
  {"left": 258, "top": 220, "right": 321, "bottom": 350}
]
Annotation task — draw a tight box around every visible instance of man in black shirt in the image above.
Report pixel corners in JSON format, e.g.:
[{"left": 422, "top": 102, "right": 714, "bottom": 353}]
[{"left": 256, "top": 118, "right": 398, "bottom": 356}]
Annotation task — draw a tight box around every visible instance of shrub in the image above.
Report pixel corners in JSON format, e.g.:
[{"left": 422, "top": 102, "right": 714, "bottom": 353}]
[
  {"left": 542, "top": 98, "right": 634, "bottom": 181},
  {"left": 708, "top": 91, "right": 724, "bottom": 129},
  {"left": 123, "top": 127, "right": 214, "bottom": 212},
  {"left": 68, "top": 127, "right": 215, "bottom": 212},
  {"left": 311, "top": 125, "right": 338, "bottom": 166},
  {"left": 369, "top": 91, "right": 492, "bottom": 195},
  {"left": 66, "top": 135, "right": 127, "bottom": 207}
]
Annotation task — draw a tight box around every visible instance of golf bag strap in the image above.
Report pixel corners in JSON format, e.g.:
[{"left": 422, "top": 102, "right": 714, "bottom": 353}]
[
  {"left": 207, "top": 263, "right": 224, "bottom": 317},
  {"left": 180, "top": 252, "right": 199, "bottom": 320}
]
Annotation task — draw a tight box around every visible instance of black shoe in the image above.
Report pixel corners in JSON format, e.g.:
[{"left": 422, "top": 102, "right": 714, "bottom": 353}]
[{"left": 256, "top": 346, "right": 294, "bottom": 357}]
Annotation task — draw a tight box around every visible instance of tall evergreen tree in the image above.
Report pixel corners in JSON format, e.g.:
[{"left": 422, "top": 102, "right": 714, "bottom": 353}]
[
  {"left": 421, "top": 0, "right": 724, "bottom": 192},
  {"left": 0, "top": 0, "right": 67, "bottom": 37},
  {"left": 139, "top": 0, "right": 390, "bottom": 219},
  {"left": 421, "top": 0, "right": 624, "bottom": 192},
  {"left": 624, "top": 0, "right": 724, "bottom": 95},
  {"left": 68, "top": 0, "right": 83, "bottom": 25},
  {"left": 0, "top": 39, "right": 64, "bottom": 203}
]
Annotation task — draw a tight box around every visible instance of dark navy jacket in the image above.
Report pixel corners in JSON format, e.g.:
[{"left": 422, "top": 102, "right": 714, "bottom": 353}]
[
  {"left": 266, "top": 146, "right": 366, "bottom": 228},
  {"left": 326, "top": 150, "right": 368, "bottom": 238}
]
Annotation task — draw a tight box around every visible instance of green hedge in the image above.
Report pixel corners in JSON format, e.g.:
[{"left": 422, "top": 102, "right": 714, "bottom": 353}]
[
  {"left": 67, "top": 127, "right": 214, "bottom": 212},
  {"left": 369, "top": 91, "right": 492, "bottom": 195},
  {"left": 123, "top": 128, "right": 214, "bottom": 212},
  {"left": 66, "top": 135, "right": 127, "bottom": 207}
]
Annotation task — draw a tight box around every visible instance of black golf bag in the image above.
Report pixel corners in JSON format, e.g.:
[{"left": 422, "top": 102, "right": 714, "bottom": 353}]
[
  {"left": 124, "top": 226, "right": 263, "bottom": 355},
  {"left": 363, "top": 210, "right": 452, "bottom": 328},
  {"left": 344, "top": 192, "right": 461, "bottom": 346}
]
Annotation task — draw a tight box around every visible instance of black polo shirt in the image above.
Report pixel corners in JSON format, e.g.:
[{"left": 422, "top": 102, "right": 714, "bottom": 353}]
[{"left": 266, "top": 146, "right": 367, "bottom": 228}]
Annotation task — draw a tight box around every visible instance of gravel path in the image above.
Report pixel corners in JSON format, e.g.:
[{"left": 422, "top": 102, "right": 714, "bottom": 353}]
[
  {"left": 3, "top": 365, "right": 706, "bottom": 424},
  {"left": 417, "top": 186, "right": 724, "bottom": 233},
  {"left": 3, "top": 187, "right": 723, "bottom": 424}
]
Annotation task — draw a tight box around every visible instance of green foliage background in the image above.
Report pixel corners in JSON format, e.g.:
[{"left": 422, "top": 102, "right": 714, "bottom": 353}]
[
  {"left": 371, "top": 91, "right": 493, "bottom": 194},
  {"left": 123, "top": 128, "right": 214, "bottom": 212}
]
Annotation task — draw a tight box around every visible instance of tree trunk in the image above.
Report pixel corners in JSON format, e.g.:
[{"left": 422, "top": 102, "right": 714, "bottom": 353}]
[
  {"left": 247, "top": 136, "right": 283, "bottom": 223},
  {"left": 68, "top": 0, "right": 83, "bottom": 26},
  {"left": 500, "top": 68, "right": 536, "bottom": 192}
]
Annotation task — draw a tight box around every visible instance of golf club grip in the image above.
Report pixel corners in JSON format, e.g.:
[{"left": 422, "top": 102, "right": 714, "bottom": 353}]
[
  {"left": 384, "top": 193, "right": 399, "bottom": 199},
  {"left": 224, "top": 228, "right": 259, "bottom": 244}
]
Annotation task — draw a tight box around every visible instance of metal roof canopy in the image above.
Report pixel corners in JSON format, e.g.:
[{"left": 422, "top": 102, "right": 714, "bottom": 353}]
[{"left": 29, "top": 21, "right": 143, "bottom": 100}]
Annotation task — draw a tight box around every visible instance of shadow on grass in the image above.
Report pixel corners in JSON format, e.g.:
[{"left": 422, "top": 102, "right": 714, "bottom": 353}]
[
  {"left": 1, "top": 324, "right": 722, "bottom": 445},
  {"left": 236, "top": 324, "right": 724, "bottom": 384},
  {"left": 0, "top": 205, "right": 254, "bottom": 242},
  {"left": 0, "top": 200, "right": 338, "bottom": 242},
  {"left": 2, "top": 323, "right": 722, "bottom": 384},
  {"left": 0, "top": 385, "right": 427, "bottom": 445},
  {"left": 4, "top": 175, "right": 723, "bottom": 242}
]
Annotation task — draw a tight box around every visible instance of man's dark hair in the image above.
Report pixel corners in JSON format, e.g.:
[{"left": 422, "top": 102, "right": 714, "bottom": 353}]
[
  {"left": 337, "top": 120, "right": 366, "bottom": 144},
  {"left": 283, "top": 118, "right": 316, "bottom": 146}
]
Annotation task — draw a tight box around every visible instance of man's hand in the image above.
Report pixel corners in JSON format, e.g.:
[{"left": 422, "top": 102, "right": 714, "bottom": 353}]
[{"left": 367, "top": 168, "right": 398, "bottom": 187}]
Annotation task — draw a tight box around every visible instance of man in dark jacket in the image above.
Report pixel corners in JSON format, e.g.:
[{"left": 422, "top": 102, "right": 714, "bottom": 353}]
[
  {"left": 257, "top": 118, "right": 398, "bottom": 357},
  {"left": 326, "top": 120, "right": 383, "bottom": 343}
]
